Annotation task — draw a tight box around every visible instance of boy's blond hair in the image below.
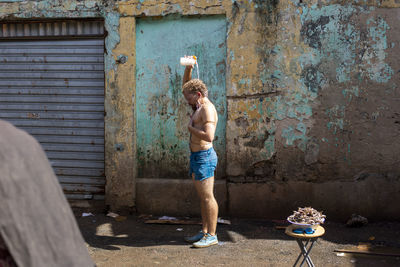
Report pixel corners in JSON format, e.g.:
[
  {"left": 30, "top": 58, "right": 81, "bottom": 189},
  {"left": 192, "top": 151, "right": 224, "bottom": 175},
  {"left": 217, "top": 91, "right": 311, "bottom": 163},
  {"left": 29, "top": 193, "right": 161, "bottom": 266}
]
[{"left": 182, "top": 79, "right": 208, "bottom": 97}]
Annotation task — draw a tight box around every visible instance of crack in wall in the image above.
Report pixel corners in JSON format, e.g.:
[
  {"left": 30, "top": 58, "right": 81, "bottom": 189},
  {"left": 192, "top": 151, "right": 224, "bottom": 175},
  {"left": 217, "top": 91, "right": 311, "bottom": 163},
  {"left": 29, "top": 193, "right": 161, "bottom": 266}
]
[{"left": 227, "top": 91, "right": 280, "bottom": 99}]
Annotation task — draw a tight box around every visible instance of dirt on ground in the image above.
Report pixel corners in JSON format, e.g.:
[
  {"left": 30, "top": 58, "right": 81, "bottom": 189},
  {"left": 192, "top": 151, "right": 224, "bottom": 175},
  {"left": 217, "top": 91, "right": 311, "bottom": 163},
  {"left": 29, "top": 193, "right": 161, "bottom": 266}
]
[{"left": 76, "top": 213, "right": 400, "bottom": 267}]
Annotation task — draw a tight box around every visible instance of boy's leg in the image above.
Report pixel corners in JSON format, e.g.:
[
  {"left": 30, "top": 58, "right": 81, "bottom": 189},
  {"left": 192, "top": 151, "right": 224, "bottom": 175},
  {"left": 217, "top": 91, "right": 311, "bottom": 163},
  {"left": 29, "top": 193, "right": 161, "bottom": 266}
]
[
  {"left": 194, "top": 176, "right": 218, "bottom": 235},
  {"left": 193, "top": 173, "right": 208, "bottom": 233}
]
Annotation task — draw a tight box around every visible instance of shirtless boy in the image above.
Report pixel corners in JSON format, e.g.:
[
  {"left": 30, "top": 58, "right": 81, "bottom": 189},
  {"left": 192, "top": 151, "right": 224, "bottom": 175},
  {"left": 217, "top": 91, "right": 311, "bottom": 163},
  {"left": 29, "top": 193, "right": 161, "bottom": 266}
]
[{"left": 182, "top": 62, "right": 219, "bottom": 248}]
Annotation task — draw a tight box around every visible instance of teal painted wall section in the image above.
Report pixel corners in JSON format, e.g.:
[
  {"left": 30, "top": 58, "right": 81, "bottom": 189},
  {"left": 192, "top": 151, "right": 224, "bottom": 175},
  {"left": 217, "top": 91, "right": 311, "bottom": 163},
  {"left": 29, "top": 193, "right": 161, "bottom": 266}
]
[{"left": 136, "top": 15, "right": 227, "bottom": 178}]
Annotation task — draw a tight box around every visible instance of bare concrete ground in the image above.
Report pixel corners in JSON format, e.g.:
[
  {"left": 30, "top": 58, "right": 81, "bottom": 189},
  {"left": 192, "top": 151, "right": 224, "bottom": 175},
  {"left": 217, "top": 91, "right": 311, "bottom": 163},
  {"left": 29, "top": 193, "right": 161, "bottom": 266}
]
[{"left": 76, "top": 214, "right": 400, "bottom": 267}]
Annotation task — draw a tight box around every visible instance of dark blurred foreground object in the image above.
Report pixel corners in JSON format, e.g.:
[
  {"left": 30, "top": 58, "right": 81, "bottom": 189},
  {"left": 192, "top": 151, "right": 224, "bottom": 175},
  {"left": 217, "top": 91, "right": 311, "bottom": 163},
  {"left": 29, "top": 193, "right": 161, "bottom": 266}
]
[
  {"left": 0, "top": 234, "right": 16, "bottom": 267},
  {"left": 0, "top": 120, "right": 94, "bottom": 267}
]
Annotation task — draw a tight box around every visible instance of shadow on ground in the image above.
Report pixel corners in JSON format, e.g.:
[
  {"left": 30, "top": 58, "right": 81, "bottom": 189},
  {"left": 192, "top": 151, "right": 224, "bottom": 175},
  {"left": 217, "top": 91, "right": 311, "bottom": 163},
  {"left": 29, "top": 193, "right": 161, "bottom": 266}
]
[
  {"left": 78, "top": 214, "right": 290, "bottom": 250},
  {"left": 76, "top": 212, "right": 400, "bottom": 266}
]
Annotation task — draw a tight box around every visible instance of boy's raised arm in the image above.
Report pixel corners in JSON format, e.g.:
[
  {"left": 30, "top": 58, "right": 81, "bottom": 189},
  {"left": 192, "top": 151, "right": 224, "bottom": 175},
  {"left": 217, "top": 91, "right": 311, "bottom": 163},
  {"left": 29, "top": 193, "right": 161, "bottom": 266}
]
[{"left": 182, "top": 65, "right": 193, "bottom": 87}]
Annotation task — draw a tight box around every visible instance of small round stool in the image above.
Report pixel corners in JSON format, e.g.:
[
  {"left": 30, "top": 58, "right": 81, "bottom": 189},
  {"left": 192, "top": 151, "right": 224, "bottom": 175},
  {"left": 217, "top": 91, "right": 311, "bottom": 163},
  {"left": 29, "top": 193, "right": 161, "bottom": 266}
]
[{"left": 285, "top": 224, "right": 325, "bottom": 267}]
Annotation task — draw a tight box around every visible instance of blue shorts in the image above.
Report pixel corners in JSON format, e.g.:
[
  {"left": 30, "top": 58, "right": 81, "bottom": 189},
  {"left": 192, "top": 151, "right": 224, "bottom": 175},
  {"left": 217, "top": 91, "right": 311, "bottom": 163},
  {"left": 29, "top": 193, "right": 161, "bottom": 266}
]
[{"left": 189, "top": 147, "right": 218, "bottom": 181}]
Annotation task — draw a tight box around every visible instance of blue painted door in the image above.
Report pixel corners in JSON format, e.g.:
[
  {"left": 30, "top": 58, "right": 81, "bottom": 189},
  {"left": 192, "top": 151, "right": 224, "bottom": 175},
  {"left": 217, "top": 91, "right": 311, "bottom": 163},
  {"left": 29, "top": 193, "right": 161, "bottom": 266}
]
[{"left": 136, "top": 15, "right": 226, "bottom": 178}]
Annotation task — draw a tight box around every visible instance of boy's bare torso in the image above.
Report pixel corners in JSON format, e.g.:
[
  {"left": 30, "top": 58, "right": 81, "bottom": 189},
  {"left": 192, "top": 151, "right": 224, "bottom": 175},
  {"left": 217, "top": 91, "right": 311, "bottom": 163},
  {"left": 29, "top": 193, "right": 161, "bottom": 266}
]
[{"left": 190, "top": 100, "right": 218, "bottom": 152}]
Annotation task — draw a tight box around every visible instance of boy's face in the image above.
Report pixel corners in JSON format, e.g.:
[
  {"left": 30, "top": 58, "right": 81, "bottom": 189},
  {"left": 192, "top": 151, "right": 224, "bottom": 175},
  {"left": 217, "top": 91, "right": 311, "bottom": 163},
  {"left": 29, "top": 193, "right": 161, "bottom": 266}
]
[{"left": 183, "top": 91, "right": 200, "bottom": 107}]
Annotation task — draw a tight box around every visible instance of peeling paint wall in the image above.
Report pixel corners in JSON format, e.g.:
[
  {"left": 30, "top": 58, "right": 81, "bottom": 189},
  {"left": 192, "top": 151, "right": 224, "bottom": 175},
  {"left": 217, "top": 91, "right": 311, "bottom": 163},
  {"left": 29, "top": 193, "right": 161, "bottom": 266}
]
[
  {"left": 227, "top": 1, "right": 400, "bottom": 187},
  {"left": 225, "top": 0, "right": 400, "bottom": 219},
  {"left": 135, "top": 15, "right": 227, "bottom": 179},
  {"left": 1, "top": 0, "right": 400, "bottom": 218}
]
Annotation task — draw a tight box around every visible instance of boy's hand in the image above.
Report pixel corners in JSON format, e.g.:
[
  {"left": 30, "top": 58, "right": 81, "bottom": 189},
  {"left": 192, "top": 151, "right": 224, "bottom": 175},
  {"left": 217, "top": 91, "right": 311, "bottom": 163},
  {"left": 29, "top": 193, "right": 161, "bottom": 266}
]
[{"left": 196, "top": 99, "right": 202, "bottom": 110}]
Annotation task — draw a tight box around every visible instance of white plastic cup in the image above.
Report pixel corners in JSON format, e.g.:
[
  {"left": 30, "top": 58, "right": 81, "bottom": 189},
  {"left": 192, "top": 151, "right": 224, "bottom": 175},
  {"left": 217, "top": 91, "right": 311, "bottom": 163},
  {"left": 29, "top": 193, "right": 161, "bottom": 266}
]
[{"left": 180, "top": 56, "right": 196, "bottom": 66}]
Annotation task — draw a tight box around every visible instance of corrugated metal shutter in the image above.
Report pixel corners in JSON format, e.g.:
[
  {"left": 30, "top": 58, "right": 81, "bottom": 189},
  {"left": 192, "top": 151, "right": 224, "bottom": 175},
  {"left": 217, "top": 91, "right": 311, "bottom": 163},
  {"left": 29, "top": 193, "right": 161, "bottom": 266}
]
[
  {"left": 0, "top": 21, "right": 105, "bottom": 200},
  {"left": 0, "top": 20, "right": 104, "bottom": 38}
]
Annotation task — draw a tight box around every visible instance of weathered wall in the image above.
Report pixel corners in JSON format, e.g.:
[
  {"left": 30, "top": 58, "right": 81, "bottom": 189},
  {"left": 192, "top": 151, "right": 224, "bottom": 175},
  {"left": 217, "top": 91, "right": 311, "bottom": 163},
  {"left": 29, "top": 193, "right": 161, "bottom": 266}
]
[
  {"left": 1, "top": 0, "right": 400, "bottom": 220},
  {"left": 226, "top": 0, "right": 400, "bottom": 220},
  {"left": 135, "top": 15, "right": 227, "bottom": 179},
  {"left": 228, "top": 0, "right": 400, "bottom": 181}
]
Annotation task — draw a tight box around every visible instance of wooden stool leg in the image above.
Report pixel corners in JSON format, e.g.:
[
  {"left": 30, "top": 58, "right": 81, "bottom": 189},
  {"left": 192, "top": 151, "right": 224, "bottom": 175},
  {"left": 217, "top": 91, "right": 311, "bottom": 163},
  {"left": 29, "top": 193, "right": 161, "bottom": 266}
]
[
  {"left": 294, "top": 239, "right": 315, "bottom": 267},
  {"left": 294, "top": 239, "right": 310, "bottom": 266},
  {"left": 299, "top": 239, "right": 316, "bottom": 267}
]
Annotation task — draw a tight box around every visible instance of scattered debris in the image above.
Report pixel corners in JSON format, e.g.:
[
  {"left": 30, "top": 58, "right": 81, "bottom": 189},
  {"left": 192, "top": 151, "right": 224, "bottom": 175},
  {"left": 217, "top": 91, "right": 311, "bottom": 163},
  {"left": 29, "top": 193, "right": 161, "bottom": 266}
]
[
  {"left": 115, "top": 234, "right": 128, "bottom": 238},
  {"left": 336, "top": 253, "right": 345, "bottom": 257},
  {"left": 287, "top": 207, "right": 326, "bottom": 225},
  {"left": 145, "top": 219, "right": 201, "bottom": 225},
  {"left": 358, "top": 242, "right": 372, "bottom": 250},
  {"left": 138, "top": 214, "right": 153, "bottom": 220},
  {"left": 106, "top": 212, "right": 126, "bottom": 221},
  {"left": 144, "top": 216, "right": 232, "bottom": 225},
  {"left": 273, "top": 219, "right": 289, "bottom": 230},
  {"left": 115, "top": 216, "right": 127, "bottom": 222},
  {"left": 334, "top": 244, "right": 400, "bottom": 257},
  {"left": 346, "top": 214, "right": 368, "bottom": 227},
  {"left": 82, "top": 212, "right": 94, "bottom": 217},
  {"left": 176, "top": 228, "right": 183, "bottom": 231},
  {"left": 106, "top": 212, "right": 119, "bottom": 218},
  {"left": 159, "top": 216, "right": 177, "bottom": 221},
  {"left": 217, "top": 218, "right": 231, "bottom": 225}
]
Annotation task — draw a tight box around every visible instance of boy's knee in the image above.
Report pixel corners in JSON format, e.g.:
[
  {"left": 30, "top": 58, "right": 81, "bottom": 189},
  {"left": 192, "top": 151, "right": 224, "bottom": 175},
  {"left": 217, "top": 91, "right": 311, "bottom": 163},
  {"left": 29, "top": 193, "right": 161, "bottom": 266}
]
[{"left": 201, "top": 195, "right": 215, "bottom": 204}]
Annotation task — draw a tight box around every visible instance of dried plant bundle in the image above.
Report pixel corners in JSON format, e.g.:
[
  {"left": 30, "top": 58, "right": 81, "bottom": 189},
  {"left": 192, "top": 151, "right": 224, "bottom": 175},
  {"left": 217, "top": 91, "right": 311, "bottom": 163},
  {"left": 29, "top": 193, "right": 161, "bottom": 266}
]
[{"left": 287, "top": 207, "right": 326, "bottom": 225}]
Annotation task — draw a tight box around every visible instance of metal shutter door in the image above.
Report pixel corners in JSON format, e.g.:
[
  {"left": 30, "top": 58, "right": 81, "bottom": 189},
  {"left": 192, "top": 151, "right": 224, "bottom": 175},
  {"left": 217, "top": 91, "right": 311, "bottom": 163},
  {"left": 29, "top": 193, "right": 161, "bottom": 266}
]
[{"left": 0, "top": 38, "right": 105, "bottom": 200}]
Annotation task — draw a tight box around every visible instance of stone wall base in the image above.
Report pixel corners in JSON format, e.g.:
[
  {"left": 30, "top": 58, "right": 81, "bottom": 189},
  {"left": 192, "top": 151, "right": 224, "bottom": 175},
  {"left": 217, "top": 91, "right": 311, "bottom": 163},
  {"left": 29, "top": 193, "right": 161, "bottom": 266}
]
[{"left": 135, "top": 177, "right": 400, "bottom": 221}]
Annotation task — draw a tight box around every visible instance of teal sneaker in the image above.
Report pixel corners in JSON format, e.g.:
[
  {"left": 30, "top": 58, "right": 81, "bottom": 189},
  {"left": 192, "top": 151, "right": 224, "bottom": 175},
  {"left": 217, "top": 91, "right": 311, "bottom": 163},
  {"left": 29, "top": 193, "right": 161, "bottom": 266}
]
[
  {"left": 192, "top": 233, "right": 218, "bottom": 248},
  {"left": 184, "top": 231, "right": 204, "bottom": 243}
]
